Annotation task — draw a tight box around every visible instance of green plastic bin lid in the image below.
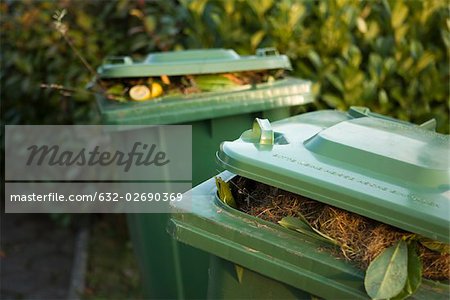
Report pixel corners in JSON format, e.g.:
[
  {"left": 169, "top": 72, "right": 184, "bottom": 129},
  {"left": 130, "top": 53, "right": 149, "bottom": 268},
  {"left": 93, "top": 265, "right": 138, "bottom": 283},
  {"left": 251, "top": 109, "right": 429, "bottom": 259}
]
[
  {"left": 97, "top": 48, "right": 292, "bottom": 78},
  {"left": 217, "top": 107, "right": 450, "bottom": 243}
]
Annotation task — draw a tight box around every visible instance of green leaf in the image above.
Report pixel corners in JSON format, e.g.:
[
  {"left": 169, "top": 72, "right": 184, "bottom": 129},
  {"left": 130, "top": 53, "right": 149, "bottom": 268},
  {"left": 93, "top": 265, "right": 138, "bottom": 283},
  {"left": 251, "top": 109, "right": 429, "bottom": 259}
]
[
  {"left": 307, "top": 50, "right": 323, "bottom": 70},
  {"left": 248, "top": 0, "right": 273, "bottom": 19},
  {"left": 364, "top": 240, "right": 408, "bottom": 299},
  {"left": 391, "top": 1, "right": 409, "bottom": 29},
  {"left": 325, "top": 73, "right": 344, "bottom": 92},
  {"left": 441, "top": 29, "right": 450, "bottom": 49},
  {"left": 346, "top": 45, "right": 362, "bottom": 68},
  {"left": 417, "top": 237, "right": 450, "bottom": 254},
  {"left": 215, "top": 177, "right": 237, "bottom": 208},
  {"left": 234, "top": 264, "right": 244, "bottom": 283},
  {"left": 369, "top": 54, "right": 383, "bottom": 82},
  {"left": 409, "top": 40, "right": 423, "bottom": 59},
  {"left": 288, "top": 3, "right": 305, "bottom": 28},
  {"left": 144, "top": 16, "right": 156, "bottom": 33},
  {"left": 278, "top": 216, "right": 339, "bottom": 246},
  {"left": 251, "top": 30, "right": 265, "bottom": 49},
  {"left": 378, "top": 89, "right": 389, "bottom": 105},
  {"left": 415, "top": 52, "right": 434, "bottom": 73},
  {"left": 322, "top": 93, "right": 343, "bottom": 108},
  {"left": 383, "top": 57, "right": 397, "bottom": 75},
  {"left": 106, "top": 84, "right": 125, "bottom": 95},
  {"left": 391, "top": 242, "right": 422, "bottom": 300}
]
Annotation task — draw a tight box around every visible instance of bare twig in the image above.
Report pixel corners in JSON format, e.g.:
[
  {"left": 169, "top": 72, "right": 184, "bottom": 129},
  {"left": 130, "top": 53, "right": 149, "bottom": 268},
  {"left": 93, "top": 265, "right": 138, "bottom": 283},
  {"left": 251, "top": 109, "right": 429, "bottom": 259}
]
[{"left": 52, "top": 9, "right": 104, "bottom": 90}]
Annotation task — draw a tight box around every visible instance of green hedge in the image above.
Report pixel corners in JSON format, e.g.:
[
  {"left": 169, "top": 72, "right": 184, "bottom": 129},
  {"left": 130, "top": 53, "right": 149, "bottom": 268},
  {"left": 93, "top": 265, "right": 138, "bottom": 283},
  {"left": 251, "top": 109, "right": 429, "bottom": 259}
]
[{"left": 2, "top": 0, "right": 449, "bottom": 132}]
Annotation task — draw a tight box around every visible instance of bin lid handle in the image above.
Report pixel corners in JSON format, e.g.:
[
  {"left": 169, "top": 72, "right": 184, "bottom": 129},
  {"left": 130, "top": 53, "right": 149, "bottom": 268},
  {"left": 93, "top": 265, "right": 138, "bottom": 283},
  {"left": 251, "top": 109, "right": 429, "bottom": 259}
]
[
  {"left": 252, "top": 118, "right": 274, "bottom": 145},
  {"left": 256, "top": 48, "right": 280, "bottom": 57},
  {"left": 103, "top": 56, "right": 133, "bottom": 65}
]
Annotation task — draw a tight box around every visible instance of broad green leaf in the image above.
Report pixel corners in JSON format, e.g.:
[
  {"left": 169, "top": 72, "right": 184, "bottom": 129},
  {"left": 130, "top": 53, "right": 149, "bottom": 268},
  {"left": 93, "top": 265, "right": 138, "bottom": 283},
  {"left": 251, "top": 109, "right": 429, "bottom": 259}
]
[
  {"left": 234, "top": 264, "right": 244, "bottom": 283},
  {"left": 248, "top": 0, "right": 273, "bottom": 19},
  {"left": 378, "top": 89, "right": 389, "bottom": 104},
  {"left": 391, "top": 242, "right": 422, "bottom": 300},
  {"left": 417, "top": 237, "right": 450, "bottom": 254},
  {"left": 356, "top": 17, "right": 367, "bottom": 33},
  {"left": 394, "top": 24, "right": 409, "bottom": 43},
  {"left": 409, "top": 40, "right": 423, "bottom": 59},
  {"left": 322, "top": 94, "right": 343, "bottom": 109},
  {"left": 391, "top": 1, "right": 409, "bottom": 29},
  {"left": 144, "top": 16, "right": 156, "bottom": 33},
  {"left": 307, "top": 50, "right": 322, "bottom": 70},
  {"left": 325, "top": 73, "right": 344, "bottom": 92},
  {"left": 415, "top": 52, "right": 434, "bottom": 73},
  {"left": 441, "top": 29, "right": 450, "bottom": 49},
  {"left": 186, "top": 0, "right": 208, "bottom": 15},
  {"left": 215, "top": 177, "right": 237, "bottom": 208},
  {"left": 369, "top": 53, "right": 383, "bottom": 82},
  {"left": 345, "top": 72, "right": 364, "bottom": 90},
  {"left": 288, "top": 3, "right": 305, "bottom": 28},
  {"left": 364, "top": 240, "right": 408, "bottom": 300},
  {"left": 383, "top": 57, "right": 397, "bottom": 75},
  {"left": 251, "top": 30, "right": 265, "bottom": 49},
  {"left": 347, "top": 45, "right": 362, "bottom": 68}
]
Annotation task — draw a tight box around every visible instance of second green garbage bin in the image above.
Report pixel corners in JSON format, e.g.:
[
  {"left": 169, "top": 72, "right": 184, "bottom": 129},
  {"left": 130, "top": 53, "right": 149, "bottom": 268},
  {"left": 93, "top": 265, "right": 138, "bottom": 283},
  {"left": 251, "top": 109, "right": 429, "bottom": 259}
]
[
  {"left": 96, "top": 48, "right": 313, "bottom": 299},
  {"left": 168, "top": 107, "right": 449, "bottom": 299}
]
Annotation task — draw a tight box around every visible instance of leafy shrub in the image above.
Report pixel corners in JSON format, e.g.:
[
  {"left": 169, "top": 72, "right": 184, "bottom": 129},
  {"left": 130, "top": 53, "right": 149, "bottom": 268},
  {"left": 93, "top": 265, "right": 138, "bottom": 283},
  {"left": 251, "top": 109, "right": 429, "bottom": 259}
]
[
  {"left": 180, "top": 0, "right": 449, "bottom": 133},
  {"left": 1, "top": 0, "right": 448, "bottom": 132},
  {"left": 1, "top": 0, "right": 183, "bottom": 124}
]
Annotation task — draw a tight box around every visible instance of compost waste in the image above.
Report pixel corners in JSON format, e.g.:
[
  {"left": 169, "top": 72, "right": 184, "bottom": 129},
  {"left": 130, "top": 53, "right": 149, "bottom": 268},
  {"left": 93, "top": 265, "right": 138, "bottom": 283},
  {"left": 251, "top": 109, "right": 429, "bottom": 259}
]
[
  {"left": 229, "top": 176, "right": 449, "bottom": 281},
  {"left": 100, "top": 70, "right": 285, "bottom": 102}
]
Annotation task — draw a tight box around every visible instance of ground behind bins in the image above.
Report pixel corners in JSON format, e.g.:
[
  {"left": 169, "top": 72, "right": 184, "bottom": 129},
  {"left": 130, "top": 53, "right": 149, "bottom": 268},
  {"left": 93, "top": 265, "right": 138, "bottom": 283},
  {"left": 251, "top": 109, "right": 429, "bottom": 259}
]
[{"left": 1, "top": 214, "right": 142, "bottom": 299}]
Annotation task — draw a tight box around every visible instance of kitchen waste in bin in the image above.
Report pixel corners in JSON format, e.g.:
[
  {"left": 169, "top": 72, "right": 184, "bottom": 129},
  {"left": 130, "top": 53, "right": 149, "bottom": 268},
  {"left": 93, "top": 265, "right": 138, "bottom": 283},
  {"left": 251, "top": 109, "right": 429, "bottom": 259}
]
[
  {"left": 101, "top": 70, "right": 286, "bottom": 102},
  {"left": 96, "top": 48, "right": 291, "bottom": 102}
]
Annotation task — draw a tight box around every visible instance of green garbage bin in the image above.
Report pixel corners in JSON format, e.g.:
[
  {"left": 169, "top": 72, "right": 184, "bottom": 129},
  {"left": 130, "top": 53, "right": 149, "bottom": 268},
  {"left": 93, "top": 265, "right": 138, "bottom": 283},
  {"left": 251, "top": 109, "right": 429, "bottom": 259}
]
[
  {"left": 168, "top": 107, "right": 449, "bottom": 299},
  {"left": 95, "top": 48, "right": 313, "bottom": 299}
]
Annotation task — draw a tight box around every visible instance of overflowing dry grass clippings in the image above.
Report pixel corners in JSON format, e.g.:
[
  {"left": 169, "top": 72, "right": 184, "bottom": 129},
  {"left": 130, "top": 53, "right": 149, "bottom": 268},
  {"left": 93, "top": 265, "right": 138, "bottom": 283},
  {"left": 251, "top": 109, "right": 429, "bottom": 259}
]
[{"left": 229, "top": 176, "right": 450, "bottom": 281}]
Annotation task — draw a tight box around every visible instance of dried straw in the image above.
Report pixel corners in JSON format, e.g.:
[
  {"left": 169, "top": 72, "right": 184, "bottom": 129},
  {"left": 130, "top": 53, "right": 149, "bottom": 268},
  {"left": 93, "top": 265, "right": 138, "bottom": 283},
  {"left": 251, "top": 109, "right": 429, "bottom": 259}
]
[{"left": 230, "top": 176, "right": 449, "bottom": 281}]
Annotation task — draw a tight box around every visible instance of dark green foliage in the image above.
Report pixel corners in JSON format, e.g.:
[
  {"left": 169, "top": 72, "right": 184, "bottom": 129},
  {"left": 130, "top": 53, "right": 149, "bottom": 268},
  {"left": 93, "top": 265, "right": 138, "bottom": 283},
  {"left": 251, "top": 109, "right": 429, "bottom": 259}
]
[
  {"left": 2, "top": 0, "right": 449, "bottom": 132},
  {"left": 1, "top": 0, "right": 184, "bottom": 125},
  {"left": 180, "top": 0, "right": 449, "bottom": 133}
]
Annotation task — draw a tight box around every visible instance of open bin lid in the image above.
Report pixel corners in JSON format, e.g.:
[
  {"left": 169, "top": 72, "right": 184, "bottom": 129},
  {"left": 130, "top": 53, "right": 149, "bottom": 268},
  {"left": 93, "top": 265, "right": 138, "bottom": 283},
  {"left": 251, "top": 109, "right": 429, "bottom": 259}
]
[
  {"left": 97, "top": 48, "right": 292, "bottom": 78},
  {"left": 217, "top": 107, "right": 450, "bottom": 243}
]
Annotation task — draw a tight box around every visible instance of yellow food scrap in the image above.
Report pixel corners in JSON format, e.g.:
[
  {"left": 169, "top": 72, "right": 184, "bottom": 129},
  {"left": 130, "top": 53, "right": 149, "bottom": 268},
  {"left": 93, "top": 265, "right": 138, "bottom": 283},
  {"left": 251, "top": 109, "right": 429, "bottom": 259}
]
[
  {"left": 215, "top": 177, "right": 237, "bottom": 208},
  {"left": 129, "top": 83, "right": 163, "bottom": 101},
  {"left": 161, "top": 75, "right": 171, "bottom": 85},
  {"left": 129, "top": 85, "right": 151, "bottom": 101},
  {"left": 150, "top": 82, "right": 163, "bottom": 98}
]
